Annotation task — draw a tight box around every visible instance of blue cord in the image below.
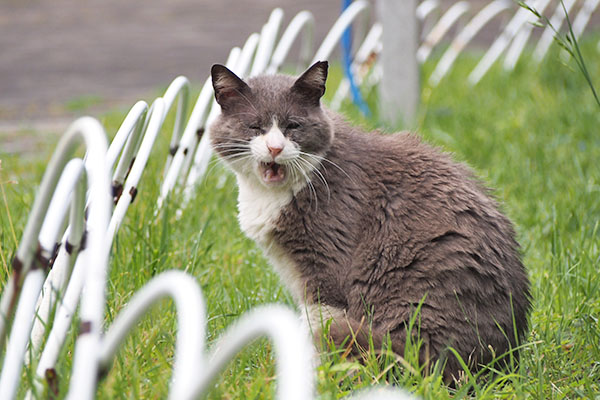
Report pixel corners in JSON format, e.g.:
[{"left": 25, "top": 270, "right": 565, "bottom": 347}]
[{"left": 341, "top": 0, "right": 371, "bottom": 117}]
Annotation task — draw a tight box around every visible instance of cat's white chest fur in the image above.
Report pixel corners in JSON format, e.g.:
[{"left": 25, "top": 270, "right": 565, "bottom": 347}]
[
  {"left": 236, "top": 174, "right": 307, "bottom": 304},
  {"left": 236, "top": 176, "right": 292, "bottom": 244}
]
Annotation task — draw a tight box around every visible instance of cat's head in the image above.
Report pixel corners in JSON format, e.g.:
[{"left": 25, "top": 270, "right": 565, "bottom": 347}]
[{"left": 209, "top": 61, "right": 333, "bottom": 190}]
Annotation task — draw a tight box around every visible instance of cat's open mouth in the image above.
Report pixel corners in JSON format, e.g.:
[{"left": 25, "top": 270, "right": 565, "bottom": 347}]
[{"left": 259, "top": 161, "right": 286, "bottom": 184}]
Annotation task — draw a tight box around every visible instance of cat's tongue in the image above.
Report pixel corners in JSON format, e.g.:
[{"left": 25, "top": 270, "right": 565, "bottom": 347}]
[{"left": 262, "top": 162, "right": 285, "bottom": 183}]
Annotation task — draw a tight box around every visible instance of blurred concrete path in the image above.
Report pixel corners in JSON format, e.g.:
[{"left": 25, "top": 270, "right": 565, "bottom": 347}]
[{"left": 0, "top": 0, "right": 342, "bottom": 127}]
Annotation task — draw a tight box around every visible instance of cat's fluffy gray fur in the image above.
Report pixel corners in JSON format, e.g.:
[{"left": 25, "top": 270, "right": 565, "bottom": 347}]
[{"left": 209, "top": 61, "right": 530, "bottom": 381}]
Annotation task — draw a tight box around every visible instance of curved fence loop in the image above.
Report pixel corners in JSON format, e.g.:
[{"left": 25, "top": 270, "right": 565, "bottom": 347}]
[
  {"left": 162, "top": 76, "right": 191, "bottom": 173},
  {"left": 179, "top": 79, "right": 214, "bottom": 187},
  {"left": 32, "top": 97, "right": 169, "bottom": 396},
  {"left": 417, "top": 0, "right": 441, "bottom": 39},
  {"left": 468, "top": 0, "right": 543, "bottom": 84},
  {"left": 572, "top": 0, "right": 600, "bottom": 38},
  {"left": 0, "top": 270, "right": 46, "bottom": 399},
  {"left": 98, "top": 270, "right": 205, "bottom": 400},
  {"left": 312, "top": 0, "right": 371, "bottom": 63},
  {"left": 28, "top": 97, "right": 168, "bottom": 389},
  {"left": 417, "top": 0, "right": 440, "bottom": 20},
  {"left": 109, "top": 101, "right": 150, "bottom": 202},
  {"left": 251, "top": 8, "right": 285, "bottom": 76},
  {"left": 157, "top": 75, "right": 215, "bottom": 214},
  {"left": 233, "top": 32, "right": 261, "bottom": 78},
  {"left": 428, "top": 0, "right": 513, "bottom": 86},
  {"left": 37, "top": 159, "right": 87, "bottom": 256},
  {"left": 96, "top": 272, "right": 413, "bottom": 400},
  {"left": 28, "top": 159, "right": 87, "bottom": 360},
  {"left": 106, "top": 101, "right": 149, "bottom": 173},
  {"left": 268, "top": 10, "right": 316, "bottom": 74},
  {"left": 32, "top": 250, "right": 94, "bottom": 398},
  {"left": 30, "top": 98, "right": 167, "bottom": 396},
  {"left": 108, "top": 98, "right": 166, "bottom": 239},
  {"left": 190, "top": 306, "right": 315, "bottom": 400},
  {"left": 534, "top": 0, "right": 578, "bottom": 61},
  {"left": 2, "top": 158, "right": 87, "bottom": 399},
  {"left": 503, "top": 0, "right": 553, "bottom": 70},
  {"left": 0, "top": 117, "right": 109, "bottom": 345},
  {"left": 417, "top": 1, "right": 471, "bottom": 63},
  {"left": 0, "top": 117, "right": 110, "bottom": 400}
]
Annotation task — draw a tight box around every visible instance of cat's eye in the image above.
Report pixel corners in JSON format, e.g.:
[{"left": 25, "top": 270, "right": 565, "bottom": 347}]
[
  {"left": 249, "top": 125, "right": 262, "bottom": 132},
  {"left": 286, "top": 122, "right": 300, "bottom": 130}
]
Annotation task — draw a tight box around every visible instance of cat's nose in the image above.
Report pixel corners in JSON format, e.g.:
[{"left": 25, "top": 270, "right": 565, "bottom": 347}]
[
  {"left": 264, "top": 123, "right": 285, "bottom": 158},
  {"left": 267, "top": 144, "right": 283, "bottom": 158}
]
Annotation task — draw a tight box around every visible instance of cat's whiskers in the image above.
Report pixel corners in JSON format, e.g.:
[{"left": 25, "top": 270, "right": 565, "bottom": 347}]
[
  {"left": 212, "top": 143, "right": 251, "bottom": 156},
  {"left": 294, "top": 155, "right": 331, "bottom": 202},
  {"left": 203, "top": 160, "right": 229, "bottom": 183},
  {"left": 289, "top": 158, "right": 318, "bottom": 211},
  {"left": 212, "top": 150, "right": 251, "bottom": 162},
  {"left": 213, "top": 137, "right": 253, "bottom": 145},
  {"left": 205, "top": 152, "right": 254, "bottom": 181},
  {"left": 293, "top": 159, "right": 319, "bottom": 211},
  {"left": 212, "top": 144, "right": 250, "bottom": 152},
  {"left": 299, "top": 150, "right": 355, "bottom": 185},
  {"left": 212, "top": 142, "right": 249, "bottom": 147},
  {"left": 218, "top": 153, "right": 254, "bottom": 165},
  {"left": 302, "top": 156, "right": 331, "bottom": 200},
  {"left": 301, "top": 159, "right": 320, "bottom": 208},
  {"left": 210, "top": 151, "right": 253, "bottom": 162},
  {"left": 287, "top": 160, "right": 303, "bottom": 195},
  {"left": 212, "top": 146, "right": 254, "bottom": 167}
]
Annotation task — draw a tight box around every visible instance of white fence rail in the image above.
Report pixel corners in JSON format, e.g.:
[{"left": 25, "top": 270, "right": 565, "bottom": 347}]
[{"left": 1, "top": 1, "right": 597, "bottom": 397}]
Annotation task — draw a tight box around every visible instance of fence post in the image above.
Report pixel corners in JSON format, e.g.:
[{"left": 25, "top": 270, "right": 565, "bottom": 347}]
[{"left": 377, "top": 0, "right": 420, "bottom": 127}]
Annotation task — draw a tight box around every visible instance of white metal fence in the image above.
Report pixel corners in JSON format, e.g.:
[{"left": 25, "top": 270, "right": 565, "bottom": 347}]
[
  {"left": 329, "top": 0, "right": 598, "bottom": 119},
  {"left": 1, "top": 1, "right": 596, "bottom": 398}
]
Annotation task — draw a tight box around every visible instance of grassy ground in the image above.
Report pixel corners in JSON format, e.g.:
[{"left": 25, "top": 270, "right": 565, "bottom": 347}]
[{"left": 1, "top": 36, "right": 599, "bottom": 398}]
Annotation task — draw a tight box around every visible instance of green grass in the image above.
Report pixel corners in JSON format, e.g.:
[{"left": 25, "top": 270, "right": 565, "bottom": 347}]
[{"left": 2, "top": 35, "right": 600, "bottom": 398}]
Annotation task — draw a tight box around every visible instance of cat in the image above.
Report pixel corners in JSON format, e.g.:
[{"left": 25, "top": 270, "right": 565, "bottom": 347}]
[{"left": 208, "top": 60, "right": 530, "bottom": 382}]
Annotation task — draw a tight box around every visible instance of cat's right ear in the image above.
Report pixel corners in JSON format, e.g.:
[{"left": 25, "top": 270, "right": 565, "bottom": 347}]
[
  {"left": 211, "top": 64, "right": 251, "bottom": 112},
  {"left": 291, "top": 60, "right": 328, "bottom": 107}
]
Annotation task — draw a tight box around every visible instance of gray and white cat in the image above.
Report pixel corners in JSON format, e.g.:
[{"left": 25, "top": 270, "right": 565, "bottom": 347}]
[{"left": 209, "top": 61, "right": 530, "bottom": 381}]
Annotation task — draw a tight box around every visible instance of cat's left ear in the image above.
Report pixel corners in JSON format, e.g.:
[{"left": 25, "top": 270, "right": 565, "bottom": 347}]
[
  {"left": 211, "top": 64, "right": 251, "bottom": 112},
  {"left": 291, "top": 60, "right": 328, "bottom": 107}
]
